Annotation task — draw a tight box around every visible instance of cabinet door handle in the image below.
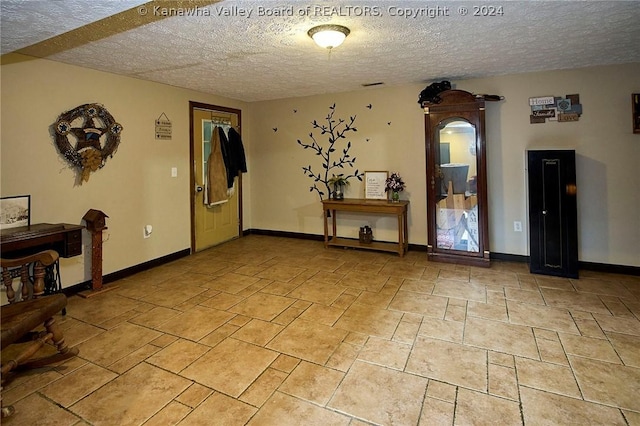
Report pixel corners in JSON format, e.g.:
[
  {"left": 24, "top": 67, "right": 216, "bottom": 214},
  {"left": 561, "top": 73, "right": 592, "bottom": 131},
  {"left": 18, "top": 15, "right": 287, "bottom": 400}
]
[{"left": 542, "top": 210, "right": 547, "bottom": 215}]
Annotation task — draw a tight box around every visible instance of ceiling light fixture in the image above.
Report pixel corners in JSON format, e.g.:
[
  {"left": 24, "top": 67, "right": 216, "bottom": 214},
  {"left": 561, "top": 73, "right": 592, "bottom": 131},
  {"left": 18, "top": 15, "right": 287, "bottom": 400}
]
[{"left": 308, "top": 24, "right": 350, "bottom": 49}]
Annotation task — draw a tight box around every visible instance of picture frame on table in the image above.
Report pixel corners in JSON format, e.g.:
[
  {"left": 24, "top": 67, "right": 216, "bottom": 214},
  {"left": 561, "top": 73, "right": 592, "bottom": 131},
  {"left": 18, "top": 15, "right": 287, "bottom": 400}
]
[
  {"left": 0, "top": 195, "right": 31, "bottom": 229},
  {"left": 364, "top": 171, "right": 388, "bottom": 200}
]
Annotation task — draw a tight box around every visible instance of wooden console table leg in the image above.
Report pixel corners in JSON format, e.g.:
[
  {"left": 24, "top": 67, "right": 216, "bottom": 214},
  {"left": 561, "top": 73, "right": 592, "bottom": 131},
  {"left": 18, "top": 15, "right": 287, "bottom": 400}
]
[
  {"left": 397, "top": 213, "right": 404, "bottom": 257},
  {"left": 331, "top": 210, "right": 337, "bottom": 242},
  {"left": 403, "top": 210, "right": 409, "bottom": 254},
  {"left": 323, "top": 209, "right": 329, "bottom": 248}
]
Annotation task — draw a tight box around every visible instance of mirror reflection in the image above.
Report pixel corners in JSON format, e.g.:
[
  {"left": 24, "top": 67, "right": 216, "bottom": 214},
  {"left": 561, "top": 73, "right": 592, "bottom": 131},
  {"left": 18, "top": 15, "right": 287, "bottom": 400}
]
[{"left": 436, "top": 119, "right": 479, "bottom": 252}]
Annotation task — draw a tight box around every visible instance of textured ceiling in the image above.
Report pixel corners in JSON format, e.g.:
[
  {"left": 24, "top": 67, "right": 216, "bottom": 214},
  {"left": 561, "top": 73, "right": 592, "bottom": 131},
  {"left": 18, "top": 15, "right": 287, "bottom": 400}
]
[{"left": 2, "top": 0, "right": 640, "bottom": 102}]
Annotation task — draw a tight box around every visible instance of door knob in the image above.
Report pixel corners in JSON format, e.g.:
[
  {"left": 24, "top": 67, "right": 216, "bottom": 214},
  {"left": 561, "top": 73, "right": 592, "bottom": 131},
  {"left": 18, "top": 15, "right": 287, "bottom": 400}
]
[
  {"left": 195, "top": 185, "right": 204, "bottom": 193},
  {"left": 542, "top": 210, "right": 547, "bottom": 215}
]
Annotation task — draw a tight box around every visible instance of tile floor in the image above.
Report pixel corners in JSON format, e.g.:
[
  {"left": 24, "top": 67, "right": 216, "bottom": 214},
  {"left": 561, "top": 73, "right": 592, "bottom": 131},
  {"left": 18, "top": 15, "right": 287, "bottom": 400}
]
[{"left": 2, "top": 235, "right": 640, "bottom": 425}]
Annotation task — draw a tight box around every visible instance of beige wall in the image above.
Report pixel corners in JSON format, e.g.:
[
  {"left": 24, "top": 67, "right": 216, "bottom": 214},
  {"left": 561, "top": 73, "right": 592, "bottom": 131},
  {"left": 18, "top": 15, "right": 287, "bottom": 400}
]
[
  {"left": 1, "top": 53, "right": 251, "bottom": 292},
  {"left": 248, "top": 63, "right": 640, "bottom": 267},
  {"left": 2, "top": 54, "right": 638, "bottom": 297}
]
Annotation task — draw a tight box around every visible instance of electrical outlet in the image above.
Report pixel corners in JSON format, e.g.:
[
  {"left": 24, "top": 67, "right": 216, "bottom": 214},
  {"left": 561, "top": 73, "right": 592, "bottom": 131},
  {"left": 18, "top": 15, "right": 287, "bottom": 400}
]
[
  {"left": 514, "top": 221, "right": 522, "bottom": 232},
  {"left": 171, "top": 167, "right": 178, "bottom": 177}
]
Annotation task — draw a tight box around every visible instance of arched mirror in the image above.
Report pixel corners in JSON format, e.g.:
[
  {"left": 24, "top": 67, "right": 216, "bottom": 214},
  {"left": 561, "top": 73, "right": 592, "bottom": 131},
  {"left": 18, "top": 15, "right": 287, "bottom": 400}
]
[{"left": 424, "top": 90, "right": 490, "bottom": 266}]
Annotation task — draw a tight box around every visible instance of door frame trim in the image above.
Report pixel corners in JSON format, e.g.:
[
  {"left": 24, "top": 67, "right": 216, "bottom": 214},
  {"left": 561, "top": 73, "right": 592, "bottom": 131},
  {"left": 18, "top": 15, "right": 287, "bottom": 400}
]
[{"left": 189, "top": 101, "right": 243, "bottom": 253}]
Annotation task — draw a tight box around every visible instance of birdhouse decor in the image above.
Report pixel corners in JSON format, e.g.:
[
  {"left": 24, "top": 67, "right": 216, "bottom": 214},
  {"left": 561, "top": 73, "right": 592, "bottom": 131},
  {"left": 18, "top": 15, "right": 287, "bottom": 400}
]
[
  {"left": 82, "top": 209, "right": 108, "bottom": 232},
  {"left": 53, "top": 103, "right": 123, "bottom": 185}
]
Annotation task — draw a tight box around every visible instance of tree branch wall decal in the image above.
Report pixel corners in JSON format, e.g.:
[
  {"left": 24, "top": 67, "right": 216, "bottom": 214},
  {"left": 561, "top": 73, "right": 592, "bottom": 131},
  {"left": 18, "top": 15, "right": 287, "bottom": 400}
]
[{"left": 297, "top": 104, "right": 366, "bottom": 200}]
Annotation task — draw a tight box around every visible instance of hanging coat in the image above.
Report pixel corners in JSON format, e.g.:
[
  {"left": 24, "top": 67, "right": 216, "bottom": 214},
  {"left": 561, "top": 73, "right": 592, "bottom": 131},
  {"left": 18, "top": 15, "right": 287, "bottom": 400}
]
[
  {"left": 227, "top": 127, "right": 248, "bottom": 178},
  {"left": 205, "top": 126, "right": 228, "bottom": 206}
]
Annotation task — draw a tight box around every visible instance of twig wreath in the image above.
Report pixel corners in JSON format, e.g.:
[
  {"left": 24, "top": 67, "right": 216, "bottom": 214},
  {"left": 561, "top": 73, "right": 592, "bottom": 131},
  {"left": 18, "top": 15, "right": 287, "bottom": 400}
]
[{"left": 53, "top": 103, "right": 123, "bottom": 184}]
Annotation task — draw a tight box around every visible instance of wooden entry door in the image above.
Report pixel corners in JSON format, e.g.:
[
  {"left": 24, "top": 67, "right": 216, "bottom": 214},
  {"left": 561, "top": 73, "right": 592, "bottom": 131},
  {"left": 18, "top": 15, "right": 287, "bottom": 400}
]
[{"left": 190, "top": 102, "right": 242, "bottom": 252}]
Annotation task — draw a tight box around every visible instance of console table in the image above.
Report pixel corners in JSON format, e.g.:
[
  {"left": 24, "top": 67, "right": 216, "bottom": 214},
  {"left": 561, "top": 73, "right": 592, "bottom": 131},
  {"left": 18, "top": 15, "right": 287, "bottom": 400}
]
[{"left": 322, "top": 198, "right": 409, "bottom": 257}]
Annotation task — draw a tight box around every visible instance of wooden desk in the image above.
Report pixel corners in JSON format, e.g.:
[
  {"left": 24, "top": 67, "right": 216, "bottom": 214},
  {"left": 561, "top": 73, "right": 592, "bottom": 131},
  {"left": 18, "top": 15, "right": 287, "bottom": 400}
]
[
  {"left": 322, "top": 198, "right": 409, "bottom": 257},
  {"left": 1, "top": 223, "right": 84, "bottom": 258}
]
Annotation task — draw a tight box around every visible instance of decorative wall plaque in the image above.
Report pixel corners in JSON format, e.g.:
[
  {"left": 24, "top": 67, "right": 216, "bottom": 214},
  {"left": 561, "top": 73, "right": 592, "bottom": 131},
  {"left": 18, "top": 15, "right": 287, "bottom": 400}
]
[
  {"left": 53, "top": 103, "right": 123, "bottom": 184},
  {"left": 529, "top": 94, "right": 582, "bottom": 124}
]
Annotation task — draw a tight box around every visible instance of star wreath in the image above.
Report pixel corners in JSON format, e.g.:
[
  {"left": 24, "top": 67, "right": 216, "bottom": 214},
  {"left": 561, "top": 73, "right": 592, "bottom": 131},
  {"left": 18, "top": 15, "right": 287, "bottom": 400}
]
[{"left": 53, "top": 103, "right": 123, "bottom": 183}]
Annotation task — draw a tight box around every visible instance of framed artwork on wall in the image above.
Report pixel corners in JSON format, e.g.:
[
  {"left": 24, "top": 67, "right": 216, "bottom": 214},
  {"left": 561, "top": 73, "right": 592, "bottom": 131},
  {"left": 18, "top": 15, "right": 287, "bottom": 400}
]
[
  {"left": 364, "top": 171, "right": 388, "bottom": 199},
  {"left": 0, "top": 195, "right": 31, "bottom": 229}
]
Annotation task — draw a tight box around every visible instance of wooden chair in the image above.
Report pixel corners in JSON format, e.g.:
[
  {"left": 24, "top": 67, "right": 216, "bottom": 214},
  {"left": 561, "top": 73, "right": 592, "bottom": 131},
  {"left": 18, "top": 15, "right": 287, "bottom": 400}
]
[{"left": 1, "top": 250, "right": 78, "bottom": 418}]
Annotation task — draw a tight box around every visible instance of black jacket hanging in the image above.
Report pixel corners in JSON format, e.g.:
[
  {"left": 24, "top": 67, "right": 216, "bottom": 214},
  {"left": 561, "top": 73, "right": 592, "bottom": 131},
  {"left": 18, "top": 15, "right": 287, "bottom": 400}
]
[{"left": 227, "top": 127, "right": 248, "bottom": 177}]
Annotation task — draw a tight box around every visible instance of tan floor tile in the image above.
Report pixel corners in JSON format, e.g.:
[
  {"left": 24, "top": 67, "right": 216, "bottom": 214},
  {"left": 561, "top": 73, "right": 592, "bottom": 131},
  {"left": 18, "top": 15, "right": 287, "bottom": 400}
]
[
  {"left": 76, "top": 322, "right": 162, "bottom": 368},
  {"left": 570, "top": 355, "right": 640, "bottom": 411},
  {"left": 433, "top": 279, "right": 487, "bottom": 302},
  {"left": 149, "top": 333, "right": 179, "bottom": 348},
  {"left": 417, "top": 316, "right": 464, "bottom": 343},
  {"left": 399, "top": 278, "right": 435, "bottom": 294},
  {"left": 176, "top": 383, "right": 213, "bottom": 408},
  {"left": 156, "top": 305, "right": 235, "bottom": 341},
  {"left": 326, "top": 341, "right": 360, "bottom": 372},
  {"left": 59, "top": 319, "right": 105, "bottom": 348},
  {"left": 354, "top": 289, "right": 395, "bottom": 308},
  {"left": 129, "top": 306, "right": 182, "bottom": 329},
  {"left": 328, "top": 361, "right": 427, "bottom": 425},
  {"left": 406, "top": 336, "right": 487, "bottom": 392},
  {"left": 208, "top": 272, "right": 262, "bottom": 294},
  {"left": 392, "top": 319, "right": 421, "bottom": 343},
  {"left": 601, "top": 296, "right": 635, "bottom": 317},
  {"left": 389, "top": 290, "right": 448, "bottom": 318},
  {"left": 3, "top": 392, "right": 81, "bottom": 425},
  {"left": 298, "top": 303, "right": 344, "bottom": 326},
  {"left": 271, "top": 306, "right": 305, "bottom": 325},
  {"left": 559, "top": 333, "right": 622, "bottom": 363},
  {"left": 70, "top": 362, "right": 191, "bottom": 425},
  {"left": 334, "top": 302, "right": 403, "bottom": 339},
  {"left": 279, "top": 360, "right": 345, "bottom": 405},
  {"left": 199, "top": 291, "right": 244, "bottom": 310},
  {"left": 515, "top": 357, "right": 581, "bottom": 397},
  {"left": 339, "top": 270, "right": 388, "bottom": 292},
  {"left": 141, "top": 284, "right": 208, "bottom": 308},
  {"left": 593, "top": 313, "right": 640, "bottom": 336},
  {"left": 438, "top": 269, "right": 470, "bottom": 282},
  {"left": 287, "top": 280, "right": 347, "bottom": 305},
  {"left": 267, "top": 318, "right": 348, "bottom": 364},
  {"left": 198, "top": 322, "right": 239, "bottom": 347},
  {"left": 507, "top": 301, "right": 580, "bottom": 334},
  {"left": 541, "top": 287, "right": 611, "bottom": 314},
  {"left": 607, "top": 332, "right": 640, "bottom": 367},
  {"left": 464, "top": 316, "right": 538, "bottom": 359},
  {"left": 575, "top": 319, "right": 606, "bottom": 339},
  {"left": 66, "top": 293, "right": 142, "bottom": 324},
  {"left": 425, "top": 380, "right": 456, "bottom": 403},
  {"left": 536, "top": 338, "right": 569, "bottom": 365},
  {"left": 488, "top": 351, "right": 515, "bottom": 368},
  {"left": 623, "top": 409, "right": 640, "bottom": 426},
  {"left": 181, "top": 338, "right": 278, "bottom": 397},
  {"left": 419, "top": 397, "right": 454, "bottom": 425},
  {"left": 471, "top": 270, "right": 520, "bottom": 287},
  {"left": 572, "top": 278, "right": 636, "bottom": 299},
  {"left": 504, "top": 287, "right": 545, "bottom": 304},
  {"left": 239, "top": 367, "right": 288, "bottom": 407},
  {"left": 535, "top": 276, "right": 574, "bottom": 291},
  {"left": 180, "top": 392, "right": 257, "bottom": 425},
  {"left": 520, "top": 385, "right": 627, "bottom": 425},
  {"left": 310, "top": 270, "right": 346, "bottom": 285},
  {"left": 467, "top": 300, "right": 508, "bottom": 322},
  {"left": 380, "top": 263, "right": 426, "bottom": 280},
  {"left": 256, "top": 264, "right": 306, "bottom": 282},
  {"left": 270, "top": 353, "right": 300, "bottom": 373},
  {"left": 144, "top": 401, "right": 191, "bottom": 426},
  {"left": 146, "top": 339, "right": 211, "bottom": 373},
  {"left": 39, "top": 362, "right": 117, "bottom": 408},
  {"left": 229, "top": 292, "right": 295, "bottom": 321},
  {"left": 232, "top": 319, "right": 284, "bottom": 346},
  {"left": 489, "top": 363, "right": 519, "bottom": 400},
  {"left": 357, "top": 336, "right": 411, "bottom": 370},
  {"left": 249, "top": 391, "right": 350, "bottom": 425},
  {"left": 445, "top": 303, "right": 467, "bottom": 322},
  {"left": 259, "top": 279, "right": 301, "bottom": 296},
  {"left": 455, "top": 387, "right": 522, "bottom": 425}
]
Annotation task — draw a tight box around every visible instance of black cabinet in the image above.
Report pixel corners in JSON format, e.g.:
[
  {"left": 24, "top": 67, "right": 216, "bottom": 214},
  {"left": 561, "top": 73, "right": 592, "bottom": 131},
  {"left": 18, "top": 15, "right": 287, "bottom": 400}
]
[{"left": 527, "top": 150, "right": 578, "bottom": 278}]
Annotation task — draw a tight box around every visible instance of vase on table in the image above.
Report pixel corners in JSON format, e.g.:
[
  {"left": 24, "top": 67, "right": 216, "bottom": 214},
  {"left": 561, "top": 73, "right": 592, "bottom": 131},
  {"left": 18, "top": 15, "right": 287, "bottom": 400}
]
[{"left": 391, "top": 191, "right": 400, "bottom": 202}]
